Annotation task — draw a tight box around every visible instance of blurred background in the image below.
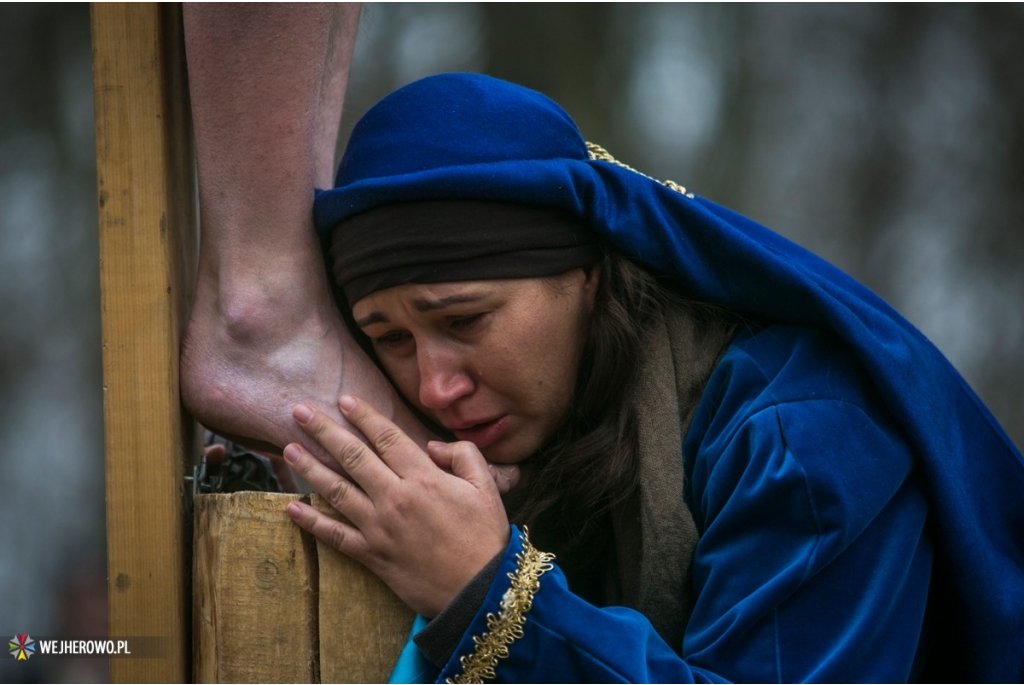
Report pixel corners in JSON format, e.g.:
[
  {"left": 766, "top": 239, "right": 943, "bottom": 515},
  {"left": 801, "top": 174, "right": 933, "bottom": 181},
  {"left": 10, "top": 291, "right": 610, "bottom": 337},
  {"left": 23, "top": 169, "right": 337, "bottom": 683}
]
[{"left": 1, "top": 3, "right": 1021, "bottom": 682}]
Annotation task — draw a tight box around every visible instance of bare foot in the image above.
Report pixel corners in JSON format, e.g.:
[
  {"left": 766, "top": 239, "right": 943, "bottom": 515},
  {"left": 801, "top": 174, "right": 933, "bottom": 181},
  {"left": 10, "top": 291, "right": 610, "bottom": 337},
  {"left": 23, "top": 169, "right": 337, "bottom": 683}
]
[
  {"left": 178, "top": 5, "right": 520, "bottom": 493},
  {"left": 180, "top": 246, "right": 433, "bottom": 472},
  {"left": 180, "top": 268, "right": 521, "bottom": 496}
]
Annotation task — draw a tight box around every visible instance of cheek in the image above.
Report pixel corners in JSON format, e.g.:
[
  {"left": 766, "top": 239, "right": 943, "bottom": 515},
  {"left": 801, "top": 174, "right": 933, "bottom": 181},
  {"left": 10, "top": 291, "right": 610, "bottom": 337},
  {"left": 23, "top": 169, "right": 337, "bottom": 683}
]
[
  {"left": 519, "top": 304, "right": 586, "bottom": 400},
  {"left": 378, "top": 357, "right": 421, "bottom": 406}
]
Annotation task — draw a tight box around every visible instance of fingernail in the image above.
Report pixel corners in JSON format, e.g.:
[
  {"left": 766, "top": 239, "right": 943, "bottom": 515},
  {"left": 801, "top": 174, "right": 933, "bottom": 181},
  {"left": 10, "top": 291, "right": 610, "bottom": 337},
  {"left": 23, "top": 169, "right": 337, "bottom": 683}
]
[
  {"left": 427, "top": 440, "right": 444, "bottom": 449},
  {"left": 293, "top": 404, "right": 314, "bottom": 423},
  {"left": 338, "top": 395, "right": 356, "bottom": 411},
  {"left": 284, "top": 444, "right": 302, "bottom": 464},
  {"left": 285, "top": 502, "right": 302, "bottom": 518}
]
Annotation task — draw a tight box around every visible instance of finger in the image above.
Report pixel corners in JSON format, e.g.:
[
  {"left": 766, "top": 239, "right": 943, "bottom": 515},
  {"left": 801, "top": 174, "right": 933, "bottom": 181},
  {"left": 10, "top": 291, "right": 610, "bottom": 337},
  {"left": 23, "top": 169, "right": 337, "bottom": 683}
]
[
  {"left": 338, "top": 395, "right": 430, "bottom": 477},
  {"left": 426, "top": 441, "right": 521, "bottom": 495},
  {"left": 203, "top": 443, "right": 226, "bottom": 466},
  {"left": 425, "top": 441, "right": 494, "bottom": 491},
  {"left": 292, "top": 403, "right": 396, "bottom": 495},
  {"left": 266, "top": 454, "right": 300, "bottom": 493},
  {"left": 284, "top": 442, "right": 374, "bottom": 524},
  {"left": 447, "top": 441, "right": 499, "bottom": 490},
  {"left": 425, "top": 440, "right": 454, "bottom": 471},
  {"left": 491, "top": 464, "right": 520, "bottom": 495},
  {"left": 285, "top": 500, "right": 371, "bottom": 563}
]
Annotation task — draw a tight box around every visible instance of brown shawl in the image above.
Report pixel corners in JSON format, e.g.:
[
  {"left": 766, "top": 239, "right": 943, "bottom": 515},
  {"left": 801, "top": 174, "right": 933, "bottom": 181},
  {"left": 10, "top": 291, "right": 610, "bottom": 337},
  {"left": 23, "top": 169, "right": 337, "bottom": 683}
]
[{"left": 606, "top": 302, "right": 737, "bottom": 650}]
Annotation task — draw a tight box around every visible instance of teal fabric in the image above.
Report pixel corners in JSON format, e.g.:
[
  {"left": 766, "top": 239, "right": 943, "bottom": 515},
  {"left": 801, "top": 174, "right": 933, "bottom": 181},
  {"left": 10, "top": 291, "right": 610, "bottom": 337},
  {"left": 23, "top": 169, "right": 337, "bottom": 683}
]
[
  {"left": 316, "top": 73, "right": 1024, "bottom": 681},
  {"left": 388, "top": 614, "right": 437, "bottom": 684}
]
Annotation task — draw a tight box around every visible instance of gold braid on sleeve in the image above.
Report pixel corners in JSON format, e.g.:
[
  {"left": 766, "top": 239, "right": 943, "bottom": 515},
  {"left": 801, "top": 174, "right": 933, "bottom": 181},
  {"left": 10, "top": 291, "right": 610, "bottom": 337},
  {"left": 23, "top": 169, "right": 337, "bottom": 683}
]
[
  {"left": 586, "top": 141, "right": 695, "bottom": 199},
  {"left": 446, "top": 528, "right": 556, "bottom": 684}
]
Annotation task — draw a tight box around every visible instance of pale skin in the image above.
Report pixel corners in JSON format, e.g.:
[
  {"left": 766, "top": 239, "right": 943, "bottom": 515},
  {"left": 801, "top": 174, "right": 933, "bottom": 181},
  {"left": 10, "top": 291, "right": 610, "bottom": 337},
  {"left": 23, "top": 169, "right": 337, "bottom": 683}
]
[
  {"left": 286, "top": 271, "right": 599, "bottom": 614},
  {"left": 284, "top": 397, "right": 509, "bottom": 618},
  {"left": 179, "top": 3, "right": 547, "bottom": 601},
  {"left": 180, "top": 3, "right": 434, "bottom": 483},
  {"left": 180, "top": 3, "right": 524, "bottom": 492}
]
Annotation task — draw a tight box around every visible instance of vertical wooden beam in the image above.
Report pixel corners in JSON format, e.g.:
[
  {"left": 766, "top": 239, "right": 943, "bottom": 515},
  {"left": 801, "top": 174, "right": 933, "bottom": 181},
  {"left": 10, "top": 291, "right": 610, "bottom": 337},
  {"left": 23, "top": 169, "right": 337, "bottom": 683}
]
[{"left": 91, "top": 3, "right": 197, "bottom": 682}]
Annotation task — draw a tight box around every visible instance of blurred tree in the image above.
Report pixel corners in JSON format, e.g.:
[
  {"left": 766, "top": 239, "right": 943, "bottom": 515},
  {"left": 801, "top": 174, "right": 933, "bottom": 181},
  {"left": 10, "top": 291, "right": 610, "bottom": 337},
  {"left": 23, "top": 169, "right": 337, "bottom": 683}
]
[
  {"left": 480, "top": 3, "right": 625, "bottom": 149},
  {"left": 0, "top": 3, "right": 104, "bottom": 683}
]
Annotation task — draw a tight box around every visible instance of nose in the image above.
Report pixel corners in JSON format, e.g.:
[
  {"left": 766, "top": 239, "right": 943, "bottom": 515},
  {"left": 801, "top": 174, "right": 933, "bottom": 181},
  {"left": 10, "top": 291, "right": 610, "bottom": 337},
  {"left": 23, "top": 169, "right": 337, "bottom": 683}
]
[{"left": 416, "top": 344, "right": 474, "bottom": 410}]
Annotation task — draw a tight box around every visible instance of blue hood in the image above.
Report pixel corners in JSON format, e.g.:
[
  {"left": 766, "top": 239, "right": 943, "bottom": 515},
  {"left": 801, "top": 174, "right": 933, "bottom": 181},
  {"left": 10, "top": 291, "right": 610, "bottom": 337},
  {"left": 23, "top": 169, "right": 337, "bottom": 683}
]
[{"left": 316, "top": 72, "right": 1024, "bottom": 680}]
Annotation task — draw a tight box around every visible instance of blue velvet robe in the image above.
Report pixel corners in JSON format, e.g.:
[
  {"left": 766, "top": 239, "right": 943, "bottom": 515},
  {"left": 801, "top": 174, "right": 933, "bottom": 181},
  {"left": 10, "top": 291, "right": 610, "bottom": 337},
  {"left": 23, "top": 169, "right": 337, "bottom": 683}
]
[
  {"left": 316, "top": 73, "right": 1024, "bottom": 682},
  {"left": 389, "top": 324, "right": 932, "bottom": 683}
]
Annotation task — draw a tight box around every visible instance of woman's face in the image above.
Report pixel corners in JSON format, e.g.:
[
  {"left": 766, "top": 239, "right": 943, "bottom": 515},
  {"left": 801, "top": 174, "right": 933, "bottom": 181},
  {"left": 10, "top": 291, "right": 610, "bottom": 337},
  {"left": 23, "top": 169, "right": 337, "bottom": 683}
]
[{"left": 352, "top": 269, "right": 599, "bottom": 465}]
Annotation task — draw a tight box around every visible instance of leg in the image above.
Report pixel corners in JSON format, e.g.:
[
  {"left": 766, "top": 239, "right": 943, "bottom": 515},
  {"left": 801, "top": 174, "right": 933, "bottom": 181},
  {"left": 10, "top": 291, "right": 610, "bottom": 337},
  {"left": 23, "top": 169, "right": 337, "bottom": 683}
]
[{"left": 180, "top": 3, "right": 431, "bottom": 468}]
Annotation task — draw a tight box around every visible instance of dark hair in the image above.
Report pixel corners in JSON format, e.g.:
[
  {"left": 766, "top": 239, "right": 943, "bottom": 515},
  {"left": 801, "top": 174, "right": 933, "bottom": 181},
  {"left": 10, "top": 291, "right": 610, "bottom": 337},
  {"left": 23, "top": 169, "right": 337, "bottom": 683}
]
[
  {"left": 506, "top": 248, "right": 678, "bottom": 583},
  {"left": 330, "top": 231, "right": 720, "bottom": 590}
]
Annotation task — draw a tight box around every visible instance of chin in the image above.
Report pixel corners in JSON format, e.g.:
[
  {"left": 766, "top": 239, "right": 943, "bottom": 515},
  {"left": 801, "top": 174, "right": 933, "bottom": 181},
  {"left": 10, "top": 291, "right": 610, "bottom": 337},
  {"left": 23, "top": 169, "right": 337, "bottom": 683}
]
[{"left": 480, "top": 439, "right": 534, "bottom": 466}]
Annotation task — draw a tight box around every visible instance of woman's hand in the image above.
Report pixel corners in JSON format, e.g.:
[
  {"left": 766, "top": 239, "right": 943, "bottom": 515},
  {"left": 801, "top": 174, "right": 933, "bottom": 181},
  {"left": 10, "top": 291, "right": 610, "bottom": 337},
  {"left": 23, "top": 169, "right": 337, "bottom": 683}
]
[{"left": 283, "top": 395, "right": 511, "bottom": 618}]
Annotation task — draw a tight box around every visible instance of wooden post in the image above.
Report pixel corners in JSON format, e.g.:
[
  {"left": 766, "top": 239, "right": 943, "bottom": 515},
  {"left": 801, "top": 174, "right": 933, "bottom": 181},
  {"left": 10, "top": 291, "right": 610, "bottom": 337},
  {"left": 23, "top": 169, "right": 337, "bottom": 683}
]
[
  {"left": 94, "top": 5, "right": 415, "bottom": 681},
  {"left": 313, "top": 496, "right": 414, "bottom": 684},
  {"left": 193, "top": 493, "right": 414, "bottom": 683},
  {"left": 193, "top": 493, "right": 320, "bottom": 683},
  {"left": 92, "top": 3, "right": 197, "bottom": 682}
]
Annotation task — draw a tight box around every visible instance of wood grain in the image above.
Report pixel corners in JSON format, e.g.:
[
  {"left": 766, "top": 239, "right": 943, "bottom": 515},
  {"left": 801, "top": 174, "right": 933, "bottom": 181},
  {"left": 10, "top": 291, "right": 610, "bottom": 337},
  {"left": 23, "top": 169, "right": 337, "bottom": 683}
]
[
  {"left": 92, "top": 3, "right": 197, "bottom": 682},
  {"left": 312, "top": 495, "right": 414, "bottom": 684},
  {"left": 193, "top": 493, "right": 319, "bottom": 684},
  {"left": 193, "top": 492, "right": 414, "bottom": 683}
]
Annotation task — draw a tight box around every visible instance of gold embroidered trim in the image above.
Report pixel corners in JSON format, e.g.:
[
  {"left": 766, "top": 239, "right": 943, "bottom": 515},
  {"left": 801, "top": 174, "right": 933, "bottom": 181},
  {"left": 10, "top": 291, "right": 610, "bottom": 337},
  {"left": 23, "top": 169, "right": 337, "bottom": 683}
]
[
  {"left": 586, "top": 141, "right": 695, "bottom": 199},
  {"left": 446, "top": 528, "right": 555, "bottom": 684}
]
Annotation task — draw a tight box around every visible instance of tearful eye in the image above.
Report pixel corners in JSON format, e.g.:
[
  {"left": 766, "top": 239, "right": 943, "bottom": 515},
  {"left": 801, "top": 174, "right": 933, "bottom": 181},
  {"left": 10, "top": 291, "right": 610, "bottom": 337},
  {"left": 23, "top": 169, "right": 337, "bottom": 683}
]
[
  {"left": 450, "top": 313, "right": 485, "bottom": 331},
  {"left": 375, "top": 330, "right": 411, "bottom": 348}
]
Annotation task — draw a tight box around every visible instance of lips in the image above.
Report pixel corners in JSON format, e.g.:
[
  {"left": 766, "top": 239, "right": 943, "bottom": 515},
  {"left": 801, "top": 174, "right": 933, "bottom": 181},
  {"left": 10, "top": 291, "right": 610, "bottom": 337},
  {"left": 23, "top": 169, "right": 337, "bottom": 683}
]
[{"left": 449, "top": 414, "right": 510, "bottom": 449}]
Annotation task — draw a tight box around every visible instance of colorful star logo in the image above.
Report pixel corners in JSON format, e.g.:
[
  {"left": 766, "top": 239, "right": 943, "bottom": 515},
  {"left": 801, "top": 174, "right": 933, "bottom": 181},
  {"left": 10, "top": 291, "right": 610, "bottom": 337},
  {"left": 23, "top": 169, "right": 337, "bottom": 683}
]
[{"left": 9, "top": 634, "right": 34, "bottom": 660}]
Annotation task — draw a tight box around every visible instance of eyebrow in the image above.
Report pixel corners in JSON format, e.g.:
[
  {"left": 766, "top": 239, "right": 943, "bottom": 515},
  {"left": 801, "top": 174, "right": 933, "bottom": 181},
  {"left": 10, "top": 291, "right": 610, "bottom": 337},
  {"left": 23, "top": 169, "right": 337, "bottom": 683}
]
[
  {"left": 355, "top": 311, "right": 389, "bottom": 327},
  {"left": 413, "top": 293, "right": 487, "bottom": 312},
  {"left": 355, "top": 292, "right": 487, "bottom": 328}
]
